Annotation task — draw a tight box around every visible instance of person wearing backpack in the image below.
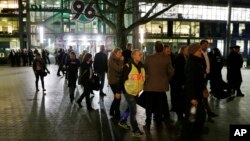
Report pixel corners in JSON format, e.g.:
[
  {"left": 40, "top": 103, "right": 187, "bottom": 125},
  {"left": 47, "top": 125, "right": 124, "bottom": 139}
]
[{"left": 118, "top": 49, "right": 145, "bottom": 137}]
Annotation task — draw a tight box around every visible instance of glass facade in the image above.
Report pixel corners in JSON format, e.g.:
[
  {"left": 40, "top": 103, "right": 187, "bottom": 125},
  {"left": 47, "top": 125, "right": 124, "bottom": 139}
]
[
  {"left": 0, "top": 0, "right": 20, "bottom": 62},
  {"left": 139, "top": 3, "right": 250, "bottom": 22},
  {"left": 1, "top": 0, "right": 250, "bottom": 63},
  {"left": 28, "top": 0, "right": 117, "bottom": 54}
]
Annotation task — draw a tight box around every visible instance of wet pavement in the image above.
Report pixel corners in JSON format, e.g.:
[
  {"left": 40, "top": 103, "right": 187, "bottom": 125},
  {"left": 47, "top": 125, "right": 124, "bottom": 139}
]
[{"left": 0, "top": 64, "right": 249, "bottom": 141}]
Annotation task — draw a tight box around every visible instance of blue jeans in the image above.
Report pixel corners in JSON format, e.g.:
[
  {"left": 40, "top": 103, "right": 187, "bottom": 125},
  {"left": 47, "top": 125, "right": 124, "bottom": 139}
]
[{"left": 120, "top": 93, "right": 139, "bottom": 132}]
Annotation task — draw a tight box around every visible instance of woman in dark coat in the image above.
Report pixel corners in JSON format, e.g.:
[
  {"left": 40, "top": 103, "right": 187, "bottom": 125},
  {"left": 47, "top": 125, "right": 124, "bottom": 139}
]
[
  {"left": 77, "top": 53, "right": 94, "bottom": 110},
  {"left": 33, "top": 53, "right": 50, "bottom": 91},
  {"left": 66, "top": 52, "right": 80, "bottom": 103},
  {"left": 171, "top": 46, "right": 188, "bottom": 120},
  {"left": 181, "top": 44, "right": 206, "bottom": 141},
  {"left": 227, "top": 46, "right": 244, "bottom": 96},
  {"left": 209, "top": 48, "right": 229, "bottom": 99},
  {"left": 108, "top": 48, "right": 124, "bottom": 119}
]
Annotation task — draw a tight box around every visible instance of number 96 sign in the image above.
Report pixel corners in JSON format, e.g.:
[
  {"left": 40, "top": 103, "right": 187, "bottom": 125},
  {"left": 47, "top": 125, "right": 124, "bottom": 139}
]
[{"left": 71, "top": 0, "right": 96, "bottom": 23}]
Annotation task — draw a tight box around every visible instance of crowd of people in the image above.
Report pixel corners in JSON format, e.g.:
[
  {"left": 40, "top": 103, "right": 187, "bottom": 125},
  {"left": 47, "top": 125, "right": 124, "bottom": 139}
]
[
  {"left": 8, "top": 40, "right": 245, "bottom": 140},
  {"left": 8, "top": 48, "right": 50, "bottom": 67}
]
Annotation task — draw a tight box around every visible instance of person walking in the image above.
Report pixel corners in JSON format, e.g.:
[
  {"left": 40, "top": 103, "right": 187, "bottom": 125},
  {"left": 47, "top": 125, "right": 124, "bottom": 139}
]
[
  {"left": 200, "top": 40, "right": 218, "bottom": 119},
  {"left": 66, "top": 52, "right": 80, "bottom": 103},
  {"left": 118, "top": 49, "right": 145, "bottom": 137},
  {"left": 94, "top": 45, "right": 108, "bottom": 97},
  {"left": 9, "top": 50, "right": 15, "bottom": 67},
  {"left": 77, "top": 53, "right": 94, "bottom": 110},
  {"left": 143, "top": 41, "right": 174, "bottom": 129},
  {"left": 28, "top": 49, "right": 34, "bottom": 66},
  {"left": 108, "top": 48, "right": 124, "bottom": 119},
  {"left": 180, "top": 44, "right": 207, "bottom": 141},
  {"left": 227, "top": 45, "right": 245, "bottom": 97},
  {"left": 33, "top": 53, "right": 50, "bottom": 92},
  {"left": 171, "top": 46, "right": 189, "bottom": 120},
  {"left": 122, "top": 43, "right": 132, "bottom": 64}
]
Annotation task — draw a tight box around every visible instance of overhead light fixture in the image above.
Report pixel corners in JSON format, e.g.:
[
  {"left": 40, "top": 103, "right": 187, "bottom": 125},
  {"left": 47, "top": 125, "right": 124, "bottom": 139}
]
[{"left": 55, "top": 1, "right": 60, "bottom": 5}]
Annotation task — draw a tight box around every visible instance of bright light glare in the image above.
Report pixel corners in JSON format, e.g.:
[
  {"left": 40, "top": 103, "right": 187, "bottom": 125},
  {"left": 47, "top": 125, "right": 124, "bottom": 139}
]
[
  {"left": 96, "top": 35, "right": 102, "bottom": 42},
  {"left": 139, "top": 28, "right": 144, "bottom": 43},
  {"left": 39, "top": 26, "right": 44, "bottom": 44},
  {"left": 68, "top": 36, "right": 72, "bottom": 41}
]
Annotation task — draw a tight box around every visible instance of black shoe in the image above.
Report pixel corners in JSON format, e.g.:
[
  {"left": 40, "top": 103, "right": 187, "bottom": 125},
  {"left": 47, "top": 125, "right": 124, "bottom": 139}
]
[
  {"left": 100, "top": 92, "right": 106, "bottom": 96},
  {"left": 208, "top": 112, "right": 218, "bottom": 117},
  {"left": 236, "top": 93, "right": 245, "bottom": 97},
  {"left": 43, "top": 89, "right": 46, "bottom": 91},
  {"left": 87, "top": 107, "right": 94, "bottom": 111},
  {"left": 143, "top": 124, "right": 151, "bottom": 130},
  {"left": 77, "top": 100, "right": 82, "bottom": 108},
  {"left": 109, "top": 111, "right": 115, "bottom": 116}
]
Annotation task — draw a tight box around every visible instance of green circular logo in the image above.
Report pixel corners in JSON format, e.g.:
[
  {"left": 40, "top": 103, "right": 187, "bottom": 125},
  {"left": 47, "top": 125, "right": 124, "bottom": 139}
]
[{"left": 71, "top": 0, "right": 96, "bottom": 23}]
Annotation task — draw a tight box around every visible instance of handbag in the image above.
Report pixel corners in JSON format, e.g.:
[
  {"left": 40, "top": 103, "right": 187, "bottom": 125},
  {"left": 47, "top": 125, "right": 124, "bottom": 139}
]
[
  {"left": 90, "top": 74, "right": 100, "bottom": 91},
  {"left": 78, "top": 70, "right": 87, "bottom": 85},
  {"left": 42, "top": 71, "right": 47, "bottom": 77},
  {"left": 136, "top": 91, "right": 146, "bottom": 108}
]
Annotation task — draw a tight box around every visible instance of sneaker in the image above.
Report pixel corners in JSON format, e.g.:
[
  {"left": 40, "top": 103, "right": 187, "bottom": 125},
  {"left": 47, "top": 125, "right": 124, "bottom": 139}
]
[
  {"left": 236, "top": 93, "right": 245, "bottom": 97},
  {"left": 207, "top": 112, "right": 218, "bottom": 117},
  {"left": 118, "top": 121, "right": 130, "bottom": 130},
  {"left": 100, "top": 92, "right": 107, "bottom": 96},
  {"left": 77, "top": 100, "right": 82, "bottom": 108},
  {"left": 133, "top": 130, "right": 144, "bottom": 137}
]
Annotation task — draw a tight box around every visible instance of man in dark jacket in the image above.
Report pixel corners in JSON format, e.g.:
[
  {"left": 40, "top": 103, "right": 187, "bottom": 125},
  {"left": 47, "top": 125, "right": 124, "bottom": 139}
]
[
  {"left": 227, "top": 45, "right": 244, "bottom": 97},
  {"left": 122, "top": 43, "right": 132, "bottom": 64},
  {"left": 94, "top": 45, "right": 108, "bottom": 96}
]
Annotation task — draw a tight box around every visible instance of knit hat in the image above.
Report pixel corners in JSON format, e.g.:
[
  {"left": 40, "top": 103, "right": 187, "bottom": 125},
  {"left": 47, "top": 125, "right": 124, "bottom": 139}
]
[
  {"left": 233, "top": 45, "right": 240, "bottom": 49},
  {"left": 188, "top": 43, "right": 200, "bottom": 55}
]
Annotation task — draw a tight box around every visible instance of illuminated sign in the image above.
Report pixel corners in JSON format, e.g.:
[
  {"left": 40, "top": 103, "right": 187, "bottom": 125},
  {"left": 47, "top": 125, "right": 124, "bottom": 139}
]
[
  {"left": 29, "top": 4, "right": 68, "bottom": 12},
  {"left": 71, "top": 0, "right": 96, "bottom": 23}
]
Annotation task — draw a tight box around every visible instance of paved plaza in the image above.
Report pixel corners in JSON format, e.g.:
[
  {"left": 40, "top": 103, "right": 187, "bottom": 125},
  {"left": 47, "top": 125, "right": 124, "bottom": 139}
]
[{"left": 0, "top": 65, "right": 249, "bottom": 141}]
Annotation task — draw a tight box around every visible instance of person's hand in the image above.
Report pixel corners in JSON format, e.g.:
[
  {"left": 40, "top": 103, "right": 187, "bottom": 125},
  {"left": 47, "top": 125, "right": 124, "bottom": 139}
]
[
  {"left": 203, "top": 89, "right": 209, "bottom": 98},
  {"left": 191, "top": 99, "right": 198, "bottom": 106}
]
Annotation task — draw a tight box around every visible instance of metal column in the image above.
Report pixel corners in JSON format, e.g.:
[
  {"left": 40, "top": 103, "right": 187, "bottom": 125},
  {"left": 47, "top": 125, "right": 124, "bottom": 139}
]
[
  {"left": 225, "top": 0, "right": 232, "bottom": 57},
  {"left": 26, "top": 0, "right": 31, "bottom": 49},
  {"left": 18, "top": 0, "right": 24, "bottom": 48}
]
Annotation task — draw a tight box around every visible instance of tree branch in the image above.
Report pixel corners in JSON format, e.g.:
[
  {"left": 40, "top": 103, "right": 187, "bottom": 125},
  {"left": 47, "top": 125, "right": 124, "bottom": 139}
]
[
  {"left": 94, "top": 0, "right": 116, "bottom": 31},
  {"left": 141, "top": 2, "right": 159, "bottom": 19},
  {"left": 126, "top": 0, "right": 187, "bottom": 34},
  {"left": 103, "top": 0, "right": 117, "bottom": 8}
]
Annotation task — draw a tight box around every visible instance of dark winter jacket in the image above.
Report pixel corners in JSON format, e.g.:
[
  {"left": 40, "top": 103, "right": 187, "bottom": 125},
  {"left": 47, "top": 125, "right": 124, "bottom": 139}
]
[
  {"left": 94, "top": 52, "right": 108, "bottom": 74},
  {"left": 172, "top": 54, "right": 186, "bottom": 86},
  {"left": 107, "top": 53, "right": 124, "bottom": 85},
  {"left": 227, "top": 51, "right": 243, "bottom": 84},
  {"left": 79, "top": 61, "right": 93, "bottom": 84},
  {"left": 184, "top": 55, "right": 206, "bottom": 103},
  {"left": 122, "top": 49, "right": 132, "bottom": 64},
  {"left": 33, "top": 59, "right": 49, "bottom": 73}
]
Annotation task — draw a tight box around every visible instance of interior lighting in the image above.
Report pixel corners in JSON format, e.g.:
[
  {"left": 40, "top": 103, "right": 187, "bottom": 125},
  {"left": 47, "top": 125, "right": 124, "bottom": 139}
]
[
  {"left": 139, "top": 28, "right": 144, "bottom": 44},
  {"left": 55, "top": 1, "right": 60, "bottom": 5},
  {"left": 39, "top": 26, "right": 44, "bottom": 44},
  {"left": 96, "top": 35, "right": 102, "bottom": 42},
  {"left": 68, "top": 36, "right": 72, "bottom": 41}
]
